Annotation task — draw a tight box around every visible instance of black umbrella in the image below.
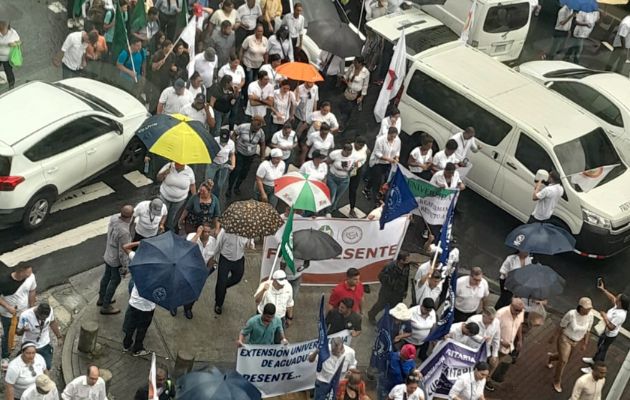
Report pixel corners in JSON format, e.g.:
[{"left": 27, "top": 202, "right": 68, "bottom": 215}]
[
  {"left": 176, "top": 369, "right": 261, "bottom": 400},
  {"left": 293, "top": 228, "right": 342, "bottom": 260},
  {"left": 306, "top": 20, "right": 364, "bottom": 58},
  {"left": 505, "top": 223, "right": 576, "bottom": 255},
  {"left": 505, "top": 263, "right": 566, "bottom": 299}
]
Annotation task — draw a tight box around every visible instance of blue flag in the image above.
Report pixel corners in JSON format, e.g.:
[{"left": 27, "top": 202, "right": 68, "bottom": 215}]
[
  {"left": 438, "top": 193, "right": 458, "bottom": 265},
  {"left": 324, "top": 356, "right": 346, "bottom": 400},
  {"left": 316, "top": 294, "right": 330, "bottom": 372},
  {"left": 370, "top": 304, "right": 393, "bottom": 372},
  {"left": 380, "top": 167, "right": 418, "bottom": 229}
]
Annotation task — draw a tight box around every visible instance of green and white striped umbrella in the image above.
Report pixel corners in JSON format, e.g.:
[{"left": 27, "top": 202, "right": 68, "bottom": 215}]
[{"left": 274, "top": 172, "right": 331, "bottom": 212}]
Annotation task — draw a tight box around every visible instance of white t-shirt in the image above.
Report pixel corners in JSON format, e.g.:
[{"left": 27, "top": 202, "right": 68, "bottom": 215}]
[
  {"left": 194, "top": 52, "right": 218, "bottom": 88},
  {"left": 388, "top": 383, "right": 424, "bottom": 400},
  {"left": 307, "top": 111, "right": 339, "bottom": 133},
  {"left": 186, "top": 233, "right": 217, "bottom": 265},
  {"left": 532, "top": 183, "right": 564, "bottom": 220},
  {"left": 328, "top": 150, "right": 355, "bottom": 179},
  {"left": 259, "top": 64, "right": 285, "bottom": 89},
  {"left": 432, "top": 150, "right": 460, "bottom": 171},
  {"left": 5, "top": 354, "right": 47, "bottom": 399},
  {"left": 378, "top": 116, "right": 401, "bottom": 138},
  {"left": 299, "top": 161, "right": 328, "bottom": 181},
  {"left": 449, "top": 372, "right": 485, "bottom": 400},
  {"left": 237, "top": 3, "right": 262, "bottom": 30},
  {"left": 0, "top": 28, "right": 20, "bottom": 62},
  {"left": 604, "top": 307, "right": 627, "bottom": 337},
  {"left": 614, "top": 15, "right": 630, "bottom": 48},
  {"left": 246, "top": 80, "right": 274, "bottom": 117},
  {"left": 18, "top": 307, "right": 55, "bottom": 348},
  {"left": 61, "top": 31, "right": 87, "bottom": 71},
  {"left": 450, "top": 132, "right": 479, "bottom": 161},
  {"left": 555, "top": 5, "right": 574, "bottom": 32},
  {"left": 306, "top": 132, "right": 335, "bottom": 158},
  {"left": 217, "top": 63, "right": 246, "bottom": 86},
  {"left": 498, "top": 254, "right": 532, "bottom": 279},
  {"left": 573, "top": 11, "right": 599, "bottom": 39},
  {"left": 407, "top": 306, "right": 436, "bottom": 345},
  {"left": 294, "top": 84, "right": 319, "bottom": 121},
  {"left": 158, "top": 164, "right": 195, "bottom": 202},
  {"left": 256, "top": 160, "right": 285, "bottom": 186},
  {"left": 159, "top": 87, "right": 195, "bottom": 114},
  {"left": 271, "top": 130, "right": 297, "bottom": 160},
  {"left": 0, "top": 274, "right": 37, "bottom": 318},
  {"left": 350, "top": 145, "right": 368, "bottom": 177},
  {"left": 133, "top": 200, "right": 168, "bottom": 238},
  {"left": 430, "top": 170, "right": 461, "bottom": 189},
  {"left": 409, "top": 147, "right": 432, "bottom": 173},
  {"left": 180, "top": 104, "right": 214, "bottom": 127},
  {"left": 560, "top": 309, "right": 593, "bottom": 342},
  {"left": 272, "top": 90, "right": 296, "bottom": 125},
  {"left": 129, "top": 284, "right": 156, "bottom": 312},
  {"left": 213, "top": 138, "right": 236, "bottom": 165},
  {"left": 455, "top": 276, "right": 489, "bottom": 313},
  {"left": 282, "top": 13, "right": 305, "bottom": 39}
]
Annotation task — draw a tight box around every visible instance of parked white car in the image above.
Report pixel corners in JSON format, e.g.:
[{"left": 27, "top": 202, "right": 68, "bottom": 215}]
[
  {"left": 517, "top": 61, "right": 630, "bottom": 164},
  {"left": 0, "top": 79, "right": 149, "bottom": 230}
]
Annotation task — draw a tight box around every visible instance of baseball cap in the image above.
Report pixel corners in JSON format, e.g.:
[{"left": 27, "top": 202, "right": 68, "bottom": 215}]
[
  {"left": 220, "top": 129, "right": 230, "bottom": 143},
  {"left": 194, "top": 93, "right": 206, "bottom": 103},
  {"left": 204, "top": 47, "right": 216, "bottom": 61},
  {"left": 312, "top": 150, "right": 326, "bottom": 159},
  {"left": 270, "top": 148, "right": 283, "bottom": 158},
  {"left": 174, "top": 78, "right": 186, "bottom": 89},
  {"left": 150, "top": 198, "right": 163, "bottom": 214},
  {"left": 272, "top": 270, "right": 287, "bottom": 283},
  {"left": 36, "top": 374, "right": 56, "bottom": 392},
  {"left": 579, "top": 297, "right": 593, "bottom": 309}
]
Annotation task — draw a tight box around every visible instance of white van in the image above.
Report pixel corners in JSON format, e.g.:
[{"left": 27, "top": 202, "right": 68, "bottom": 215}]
[
  {"left": 398, "top": 42, "right": 630, "bottom": 258},
  {"left": 421, "top": 0, "right": 532, "bottom": 63}
]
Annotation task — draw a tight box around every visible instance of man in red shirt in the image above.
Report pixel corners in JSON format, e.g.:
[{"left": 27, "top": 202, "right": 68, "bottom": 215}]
[{"left": 327, "top": 268, "right": 364, "bottom": 313}]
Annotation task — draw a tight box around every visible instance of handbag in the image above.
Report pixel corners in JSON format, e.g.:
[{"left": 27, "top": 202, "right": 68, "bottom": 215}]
[{"left": 9, "top": 44, "right": 23, "bottom": 68}]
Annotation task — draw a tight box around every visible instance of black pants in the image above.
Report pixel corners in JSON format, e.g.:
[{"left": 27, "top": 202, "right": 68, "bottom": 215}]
[
  {"left": 454, "top": 308, "right": 476, "bottom": 323},
  {"left": 338, "top": 97, "right": 359, "bottom": 130},
  {"left": 593, "top": 334, "right": 616, "bottom": 362},
  {"left": 548, "top": 29, "right": 570, "bottom": 59},
  {"left": 214, "top": 255, "right": 245, "bottom": 307},
  {"left": 228, "top": 152, "right": 255, "bottom": 192},
  {"left": 416, "top": 341, "right": 430, "bottom": 361},
  {"left": 370, "top": 163, "right": 391, "bottom": 203},
  {"left": 123, "top": 305, "right": 155, "bottom": 353},
  {"left": 1, "top": 62, "right": 15, "bottom": 89},
  {"left": 495, "top": 278, "right": 513, "bottom": 310},
  {"left": 367, "top": 290, "right": 401, "bottom": 321},
  {"left": 606, "top": 47, "right": 627, "bottom": 73},
  {"left": 161, "top": 13, "right": 178, "bottom": 41},
  {"left": 348, "top": 173, "right": 361, "bottom": 210}
]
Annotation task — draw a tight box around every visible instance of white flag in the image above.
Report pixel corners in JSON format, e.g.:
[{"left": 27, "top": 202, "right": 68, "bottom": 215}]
[
  {"left": 569, "top": 165, "right": 618, "bottom": 193},
  {"left": 461, "top": 0, "right": 478, "bottom": 43},
  {"left": 179, "top": 16, "right": 197, "bottom": 78},
  {"left": 148, "top": 352, "right": 158, "bottom": 400},
  {"left": 373, "top": 29, "right": 407, "bottom": 123}
]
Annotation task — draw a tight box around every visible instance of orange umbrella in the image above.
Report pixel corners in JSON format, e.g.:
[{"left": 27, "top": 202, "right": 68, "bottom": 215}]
[{"left": 276, "top": 62, "right": 324, "bottom": 82}]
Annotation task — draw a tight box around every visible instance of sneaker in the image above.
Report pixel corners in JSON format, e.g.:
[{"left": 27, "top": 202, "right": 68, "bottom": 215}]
[
  {"left": 581, "top": 367, "right": 592, "bottom": 374},
  {"left": 100, "top": 306, "right": 121, "bottom": 315},
  {"left": 96, "top": 299, "right": 116, "bottom": 307},
  {"left": 582, "top": 357, "right": 594, "bottom": 365},
  {"left": 123, "top": 347, "right": 131, "bottom": 353},
  {"left": 133, "top": 349, "right": 150, "bottom": 357},
  {"left": 485, "top": 382, "right": 496, "bottom": 392}
]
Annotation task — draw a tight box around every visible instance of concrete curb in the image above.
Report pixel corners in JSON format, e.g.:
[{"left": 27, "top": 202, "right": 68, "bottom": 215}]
[{"left": 60, "top": 290, "right": 98, "bottom": 386}]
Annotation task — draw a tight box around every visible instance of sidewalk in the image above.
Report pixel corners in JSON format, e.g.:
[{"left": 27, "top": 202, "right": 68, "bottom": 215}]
[{"left": 51, "top": 251, "right": 629, "bottom": 399}]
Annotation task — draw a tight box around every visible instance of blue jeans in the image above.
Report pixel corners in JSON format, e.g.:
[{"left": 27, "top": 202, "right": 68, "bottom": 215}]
[
  {"left": 161, "top": 196, "right": 186, "bottom": 231},
  {"left": 213, "top": 111, "right": 231, "bottom": 137},
  {"left": 314, "top": 379, "right": 332, "bottom": 400},
  {"left": 206, "top": 163, "right": 230, "bottom": 197},
  {"left": 98, "top": 263, "right": 122, "bottom": 307},
  {"left": 37, "top": 344, "right": 54, "bottom": 370},
  {"left": 326, "top": 174, "right": 350, "bottom": 212},
  {"left": 1, "top": 315, "right": 12, "bottom": 358}
]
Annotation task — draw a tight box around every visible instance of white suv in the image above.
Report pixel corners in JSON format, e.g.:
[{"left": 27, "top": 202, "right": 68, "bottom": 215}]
[{"left": 0, "top": 78, "right": 149, "bottom": 230}]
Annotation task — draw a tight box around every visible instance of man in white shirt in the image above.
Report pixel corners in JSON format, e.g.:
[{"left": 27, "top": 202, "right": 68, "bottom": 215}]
[
  {"left": 566, "top": 9, "right": 599, "bottom": 64},
  {"left": 468, "top": 307, "right": 501, "bottom": 388},
  {"left": 571, "top": 362, "right": 607, "bottom": 400},
  {"left": 431, "top": 139, "right": 460, "bottom": 172},
  {"left": 529, "top": 170, "right": 564, "bottom": 223},
  {"left": 21, "top": 373, "right": 59, "bottom": 400},
  {"left": 430, "top": 163, "right": 465, "bottom": 190},
  {"left": 282, "top": 3, "right": 304, "bottom": 49},
  {"left": 446, "top": 321, "right": 481, "bottom": 348},
  {"left": 309, "top": 337, "right": 358, "bottom": 399},
  {"left": 236, "top": 0, "right": 262, "bottom": 47},
  {"left": 454, "top": 267, "right": 489, "bottom": 322},
  {"left": 548, "top": 5, "right": 574, "bottom": 59},
  {"left": 17, "top": 303, "right": 63, "bottom": 370},
  {"left": 414, "top": 269, "right": 443, "bottom": 308},
  {"left": 157, "top": 78, "right": 194, "bottom": 114},
  {"left": 246, "top": 70, "right": 274, "bottom": 118},
  {"left": 133, "top": 198, "right": 167, "bottom": 240},
  {"left": 194, "top": 48, "right": 218, "bottom": 89},
  {"left": 607, "top": 14, "right": 630, "bottom": 72},
  {"left": 450, "top": 127, "right": 480, "bottom": 164},
  {"left": 122, "top": 274, "right": 157, "bottom": 356},
  {"left": 62, "top": 365, "right": 107, "bottom": 400},
  {"left": 214, "top": 228, "right": 250, "bottom": 315},
  {"left": 299, "top": 150, "right": 328, "bottom": 181},
  {"left": 368, "top": 127, "right": 400, "bottom": 203},
  {"left": 180, "top": 93, "right": 216, "bottom": 133},
  {"left": 58, "top": 30, "right": 91, "bottom": 78},
  {"left": 254, "top": 270, "right": 294, "bottom": 324}
]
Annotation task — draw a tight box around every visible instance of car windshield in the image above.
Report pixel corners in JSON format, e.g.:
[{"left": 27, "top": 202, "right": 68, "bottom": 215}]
[
  {"left": 53, "top": 82, "right": 123, "bottom": 118},
  {"left": 554, "top": 128, "right": 626, "bottom": 190},
  {"left": 406, "top": 26, "right": 458, "bottom": 56},
  {"left": 300, "top": 0, "right": 348, "bottom": 26},
  {"left": 542, "top": 69, "right": 604, "bottom": 79},
  {"left": 483, "top": 2, "right": 529, "bottom": 33}
]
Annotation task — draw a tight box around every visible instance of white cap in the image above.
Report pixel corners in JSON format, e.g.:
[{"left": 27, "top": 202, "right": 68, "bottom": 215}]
[
  {"left": 270, "top": 148, "right": 283, "bottom": 158},
  {"left": 272, "top": 269, "right": 287, "bottom": 283}
]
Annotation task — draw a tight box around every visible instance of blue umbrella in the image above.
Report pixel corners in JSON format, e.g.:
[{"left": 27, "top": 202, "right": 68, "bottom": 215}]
[
  {"left": 560, "top": 0, "right": 599, "bottom": 12},
  {"left": 129, "top": 231, "right": 208, "bottom": 310},
  {"left": 176, "top": 369, "right": 261, "bottom": 400},
  {"left": 505, "top": 263, "right": 566, "bottom": 299},
  {"left": 504, "top": 222, "right": 576, "bottom": 255}
]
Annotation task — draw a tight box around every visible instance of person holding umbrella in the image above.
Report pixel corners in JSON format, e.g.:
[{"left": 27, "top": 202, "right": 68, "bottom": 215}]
[
  {"left": 228, "top": 116, "right": 266, "bottom": 197},
  {"left": 495, "top": 250, "right": 532, "bottom": 309},
  {"left": 255, "top": 148, "right": 286, "bottom": 207},
  {"left": 122, "top": 278, "right": 156, "bottom": 356},
  {"left": 157, "top": 162, "right": 197, "bottom": 231}
]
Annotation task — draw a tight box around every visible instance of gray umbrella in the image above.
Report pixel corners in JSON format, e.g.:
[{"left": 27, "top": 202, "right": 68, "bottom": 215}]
[
  {"left": 293, "top": 228, "right": 342, "bottom": 261},
  {"left": 505, "top": 263, "right": 566, "bottom": 299}
]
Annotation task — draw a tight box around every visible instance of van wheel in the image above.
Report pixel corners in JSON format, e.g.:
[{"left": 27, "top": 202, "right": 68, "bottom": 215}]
[
  {"left": 120, "top": 137, "right": 146, "bottom": 172},
  {"left": 22, "top": 191, "right": 55, "bottom": 231}
]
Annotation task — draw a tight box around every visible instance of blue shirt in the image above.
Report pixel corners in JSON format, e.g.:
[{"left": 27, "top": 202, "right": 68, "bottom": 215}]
[
  {"left": 387, "top": 352, "right": 416, "bottom": 387},
  {"left": 241, "top": 315, "right": 284, "bottom": 345},
  {"left": 117, "top": 48, "right": 146, "bottom": 81}
]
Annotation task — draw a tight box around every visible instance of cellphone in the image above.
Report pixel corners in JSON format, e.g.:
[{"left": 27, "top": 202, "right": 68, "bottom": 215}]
[{"left": 597, "top": 277, "right": 604, "bottom": 287}]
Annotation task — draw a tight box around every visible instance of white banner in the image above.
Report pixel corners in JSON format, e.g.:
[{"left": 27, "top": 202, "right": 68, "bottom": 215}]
[
  {"left": 397, "top": 166, "right": 457, "bottom": 226},
  {"left": 236, "top": 331, "right": 351, "bottom": 398},
  {"left": 261, "top": 216, "right": 410, "bottom": 285}
]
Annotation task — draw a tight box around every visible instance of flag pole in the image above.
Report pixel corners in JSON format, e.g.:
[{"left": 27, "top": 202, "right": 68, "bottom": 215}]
[
  {"left": 124, "top": 33, "right": 138, "bottom": 84},
  {"left": 268, "top": 244, "right": 281, "bottom": 280},
  {"left": 163, "top": 14, "right": 196, "bottom": 59}
]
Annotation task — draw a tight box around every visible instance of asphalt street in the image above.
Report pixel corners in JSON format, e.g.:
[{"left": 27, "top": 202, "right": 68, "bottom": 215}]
[{"left": 1, "top": 0, "right": 629, "bottom": 329}]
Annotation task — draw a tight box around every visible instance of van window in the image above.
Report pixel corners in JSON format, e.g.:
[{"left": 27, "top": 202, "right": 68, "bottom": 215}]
[
  {"left": 514, "top": 133, "right": 554, "bottom": 174},
  {"left": 549, "top": 81, "right": 624, "bottom": 128},
  {"left": 405, "top": 26, "right": 458, "bottom": 56},
  {"left": 406, "top": 70, "right": 512, "bottom": 146},
  {"left": 483, "top": 3, "right": 530, "bottom": 34}
]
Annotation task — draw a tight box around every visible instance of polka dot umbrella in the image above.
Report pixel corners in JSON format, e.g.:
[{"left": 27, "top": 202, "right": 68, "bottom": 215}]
[{"left": 220, "top": 200, "right": 284, "bottom": 238}]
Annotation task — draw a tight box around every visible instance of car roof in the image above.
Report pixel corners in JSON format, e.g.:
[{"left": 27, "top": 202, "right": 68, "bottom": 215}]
[
  {"left": 366, "top": 9, "right": 444, "bottom": 43},
  {"left": 582, "top": 73, "right": 630, "bottom": 111},
  {"left": 0, "top": 81, "right": 90, "bottom": 146},
  {"left": 417, "top": 45, "right": 598, "bottom": 145}
]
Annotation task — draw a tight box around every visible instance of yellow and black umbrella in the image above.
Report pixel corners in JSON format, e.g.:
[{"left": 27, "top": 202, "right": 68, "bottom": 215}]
[{"left": 135, "top": 113, "right": 220, "bottom": 165}]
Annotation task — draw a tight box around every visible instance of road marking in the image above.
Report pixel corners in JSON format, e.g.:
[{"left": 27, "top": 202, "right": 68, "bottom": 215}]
[
  {"left": 48, "top": 1, "right": 67, "bottom": 13},
  {"left": 123, "top": 170, "right": 153, "bottom": 188},
  {"left": 338, "top": 205, "right": 366, "bottom": 219},
  {"left": 0, "top": 215, "right": 112, "bottom": 267},
  {"left": 50, "top": 182, "right": 114, "bottom": 214}
]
